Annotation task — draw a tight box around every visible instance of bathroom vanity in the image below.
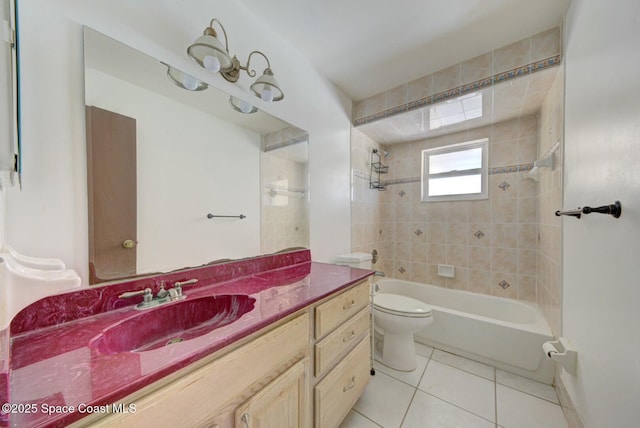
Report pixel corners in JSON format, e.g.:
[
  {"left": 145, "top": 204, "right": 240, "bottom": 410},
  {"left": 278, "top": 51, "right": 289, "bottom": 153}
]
[{"left": 7, "top": 249, "right": 372, "bottom": 427}]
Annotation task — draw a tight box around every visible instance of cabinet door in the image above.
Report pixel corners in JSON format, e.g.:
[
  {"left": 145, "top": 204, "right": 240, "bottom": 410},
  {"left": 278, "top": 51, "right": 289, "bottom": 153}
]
[{"left": 235, "top": 359, "right": 309, "bottom": 428}]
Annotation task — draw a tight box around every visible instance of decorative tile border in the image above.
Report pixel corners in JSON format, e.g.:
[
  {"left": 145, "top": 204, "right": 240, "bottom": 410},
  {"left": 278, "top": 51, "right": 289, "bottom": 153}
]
[
  {"left": 354, "top": 54, "right": 562, "bottom": 126},
  {"left": 356, "top": 163, "right": 534, "bottom": 188},
  {"left": 489, "top": 163, "right": 534, "bottom": 174},
  {"left": 262, "top": 133, "right": 309, "bottom": 152}
]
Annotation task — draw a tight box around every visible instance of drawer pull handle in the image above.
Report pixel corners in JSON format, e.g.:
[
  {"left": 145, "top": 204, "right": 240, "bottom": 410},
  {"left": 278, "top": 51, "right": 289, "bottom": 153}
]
[
  {"left": 343, "top": 299, "right": 355, "bottom": 310},
  {"left": 343, "top": 331, "right": 356, "bottom": 342},
  {"left": 241, "top": 413, "right": 250, "bottom": 428},
  {"left": 343, "top": 376, "right": 356, "bottom": 392}
]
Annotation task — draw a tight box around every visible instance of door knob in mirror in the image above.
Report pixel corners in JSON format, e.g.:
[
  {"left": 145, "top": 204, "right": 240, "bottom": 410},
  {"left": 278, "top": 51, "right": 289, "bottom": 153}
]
[{"left": 122, "top": 240, "right": 137, "bottom": 249}]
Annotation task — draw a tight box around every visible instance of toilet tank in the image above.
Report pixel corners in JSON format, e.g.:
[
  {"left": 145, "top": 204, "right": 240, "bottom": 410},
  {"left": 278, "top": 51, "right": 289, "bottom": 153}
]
[{"left": 335, "top": 253, "right": 373, "bottom": 269}]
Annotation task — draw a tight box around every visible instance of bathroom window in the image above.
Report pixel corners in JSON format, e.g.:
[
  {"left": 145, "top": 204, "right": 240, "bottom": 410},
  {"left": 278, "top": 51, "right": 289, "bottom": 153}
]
[{"left": 421, "top": 139, "right": 488, "bottom": 202}]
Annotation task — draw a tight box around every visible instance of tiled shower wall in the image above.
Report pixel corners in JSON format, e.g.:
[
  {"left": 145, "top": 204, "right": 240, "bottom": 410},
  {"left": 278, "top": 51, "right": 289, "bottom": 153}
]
[
  {"left": 351, "top": 128, "right": 383, "bottom": 257},
  {"left": 536, "top": 65, "right": 564, "bottom": 336},
  {"left": 371, "top": 117, "right": 539, "bottom": 301},
  {"left": 350, "top": 26, "right": 564, "bottom": 330},
  {"left": 260, "top": 152, "right": 309, "bottom": 254}
]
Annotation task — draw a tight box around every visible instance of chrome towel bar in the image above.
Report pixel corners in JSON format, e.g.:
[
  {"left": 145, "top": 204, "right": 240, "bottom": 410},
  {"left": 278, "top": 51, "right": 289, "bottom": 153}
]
[{"left": 207, "top": 213, "right": 246, "bottom": 219}]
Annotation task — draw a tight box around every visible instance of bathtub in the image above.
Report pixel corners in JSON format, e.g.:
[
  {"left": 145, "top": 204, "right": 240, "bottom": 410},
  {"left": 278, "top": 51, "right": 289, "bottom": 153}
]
[{"left": 375, "top": 278, "right": 555, "bottom": 384}]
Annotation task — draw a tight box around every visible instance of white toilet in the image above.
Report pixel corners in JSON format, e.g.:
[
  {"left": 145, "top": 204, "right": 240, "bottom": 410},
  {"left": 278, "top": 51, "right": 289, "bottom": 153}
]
[
  {"left": 335, "top": 253, "right": 433, "bottom": 371},
  {"left": 373, "top": 293, "right": 433, "bottom": 371}
]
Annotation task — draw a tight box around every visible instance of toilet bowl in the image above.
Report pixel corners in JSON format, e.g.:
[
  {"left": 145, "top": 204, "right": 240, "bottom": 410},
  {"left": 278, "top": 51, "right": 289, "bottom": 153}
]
[{"left": 374, "top": 293, "right": 433, "bottom": 371}]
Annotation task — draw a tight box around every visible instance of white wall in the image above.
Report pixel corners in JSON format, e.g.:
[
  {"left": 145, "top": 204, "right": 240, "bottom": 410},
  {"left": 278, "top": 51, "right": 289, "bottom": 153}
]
[
  {"left": 2, "top": 0, "right": 352, "bottom": 284},
  {"left": 87, "top": 69, "right": 261, "bottom": 273},
  {"left": 563, "top": 0, "right": 640, "bottom": 426}
]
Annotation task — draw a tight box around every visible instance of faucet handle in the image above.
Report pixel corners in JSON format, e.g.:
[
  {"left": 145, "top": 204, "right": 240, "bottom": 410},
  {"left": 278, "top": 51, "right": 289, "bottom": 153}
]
[
  {"left": 173, "top": 279, "right": 198, "bottom": 298},
  {"left": 174, "top": 279, "right": 198, "bottom": 288},
  {"left": 119, "top": 288, "right": 153, "bottom": 303}
]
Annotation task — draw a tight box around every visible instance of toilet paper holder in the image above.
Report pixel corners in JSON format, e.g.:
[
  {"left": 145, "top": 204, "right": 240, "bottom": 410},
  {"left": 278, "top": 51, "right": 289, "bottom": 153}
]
[{"left": 542, "top": 337, "right": 577, "bottom": 375}]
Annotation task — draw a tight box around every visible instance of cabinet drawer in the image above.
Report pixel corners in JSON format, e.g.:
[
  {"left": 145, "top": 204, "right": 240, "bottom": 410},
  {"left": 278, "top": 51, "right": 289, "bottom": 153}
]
[
  {"left": 314, "top": 281, "right": 369, "bottom": 339},
  {"left": 315, "top": 307, "right": 369, "bottom": 376},
  {"left": 314, "top": 336, "right": 370, "bottom": 428}
]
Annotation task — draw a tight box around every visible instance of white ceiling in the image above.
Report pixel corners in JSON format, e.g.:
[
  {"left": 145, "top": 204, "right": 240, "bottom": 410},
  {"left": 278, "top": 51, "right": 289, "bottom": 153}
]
[{"left": 236, "top": 0, "right": 570, "bottom": 101}]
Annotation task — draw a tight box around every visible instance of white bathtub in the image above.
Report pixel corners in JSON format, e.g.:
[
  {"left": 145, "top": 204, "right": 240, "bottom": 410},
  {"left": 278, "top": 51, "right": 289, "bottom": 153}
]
[{"left": 375, "top": 278, "right": 555, "bottom": 384}]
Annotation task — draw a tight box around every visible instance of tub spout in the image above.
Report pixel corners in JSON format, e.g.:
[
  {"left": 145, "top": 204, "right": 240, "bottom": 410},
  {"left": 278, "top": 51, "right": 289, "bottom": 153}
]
[{"left": 374, "top": 271, "right": 385, "bottom": 277}]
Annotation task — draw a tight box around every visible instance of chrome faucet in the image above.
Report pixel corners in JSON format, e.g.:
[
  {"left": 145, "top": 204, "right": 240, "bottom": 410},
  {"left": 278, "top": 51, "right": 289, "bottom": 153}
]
[{"left": 119, "top": 279, "right": 199, "bottom": 310}]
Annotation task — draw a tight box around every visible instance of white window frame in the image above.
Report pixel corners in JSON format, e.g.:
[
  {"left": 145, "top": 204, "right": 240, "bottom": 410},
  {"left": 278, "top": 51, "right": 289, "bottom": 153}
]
[{"left": 421, "top": 138, "right": 489, "bottom": 202}]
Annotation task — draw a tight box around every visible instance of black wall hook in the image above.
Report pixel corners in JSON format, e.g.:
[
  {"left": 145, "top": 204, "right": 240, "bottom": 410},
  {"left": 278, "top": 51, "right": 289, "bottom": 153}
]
[{"left": 555, "top": 201, "right": 622, "bottom": 219}]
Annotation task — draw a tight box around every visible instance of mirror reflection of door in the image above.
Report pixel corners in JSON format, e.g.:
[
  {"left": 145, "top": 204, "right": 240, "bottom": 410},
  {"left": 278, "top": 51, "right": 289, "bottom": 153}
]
[{"left": 86, "top": 106, "right": 137, "bottom": 284}]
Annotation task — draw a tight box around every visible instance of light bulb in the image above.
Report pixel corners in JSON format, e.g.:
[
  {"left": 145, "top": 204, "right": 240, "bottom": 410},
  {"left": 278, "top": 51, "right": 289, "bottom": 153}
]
[
  {"left": 261, "top": 86, "right": 273, "bottom": 102},
  {"left": 240, "top": 100, "right": 253, "bottom": 113},
  {"left": 182, "top": 74, "right": 198, "bottom": 90},
  {"left": 203, "top": 55, "right": 221, "bottom": 73}
]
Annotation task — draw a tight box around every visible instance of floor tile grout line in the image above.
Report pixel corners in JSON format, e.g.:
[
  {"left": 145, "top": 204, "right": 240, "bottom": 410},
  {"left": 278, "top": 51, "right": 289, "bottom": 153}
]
[
  {"left": 395, "top": 347, "right": 432, "bottom": 428},
  {"left": 494, "top": 367, "right": 499, "bottom": 428},
  {"left": 418, "top": 390, "right": 498, "bottom": 426},
  {"left": 430, "top": 355, "right": 495, "bottom": 381},
  {"left": 398, "top": 384, "right": 420, "bottom": 428},
  {"left": 415, "top": 363, "right": 496, "bottom": 397},
  {"left": 374, "top": 353, "right": 431, "bottom": 390},
  {"left": 496, "top": 381, "right": 562, "bottom": 405},
  {"left": 352, "top": 408, "right": 385, "bottom": 428}
]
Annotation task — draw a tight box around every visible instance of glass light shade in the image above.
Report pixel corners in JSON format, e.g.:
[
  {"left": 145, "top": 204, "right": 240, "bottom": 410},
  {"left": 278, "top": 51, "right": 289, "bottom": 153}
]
[
  {"left": 229, "top": 96, "right": 257, "bottom": 114},
  {"left": 187, "top": 34, "right": 233, "bottom": 72},
  {"left": 166, "top": 66, "right": 208, "bottom": 91},
  {"left": 250, "top": 69, "right": 284, "bottom": 102}
]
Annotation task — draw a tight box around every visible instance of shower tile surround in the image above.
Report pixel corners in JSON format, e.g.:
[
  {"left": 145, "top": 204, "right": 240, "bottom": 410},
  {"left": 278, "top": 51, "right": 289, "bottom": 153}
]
[
  {"left": 536, "top": 65, "right": 564, "bottom": 337},
  {"left": 351, "top": 27, "right": 564, "bottom": 327},
  {"left": 353, "top": 117, "right": 540, "bottom": 301},
  {"left": 260, "top": 127, "right": 310, "bottom": 254}
]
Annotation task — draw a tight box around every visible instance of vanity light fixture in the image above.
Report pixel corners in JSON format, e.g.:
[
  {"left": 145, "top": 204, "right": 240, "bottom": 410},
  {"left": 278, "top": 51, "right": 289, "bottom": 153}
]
[
  {"left": 187, "top": 18, "right": 284, "bottom": 102},
  {"left": 229, "top": 96, "right": 257, "bottom": 114},
  {"left": 164, "top": 63, "right": 208, "bottom": 91}
]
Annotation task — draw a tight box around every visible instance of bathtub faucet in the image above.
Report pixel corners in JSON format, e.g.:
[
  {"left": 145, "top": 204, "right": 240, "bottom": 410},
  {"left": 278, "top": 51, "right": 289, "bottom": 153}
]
[{"left": 374, "top": 271, "right": 385, "bottom": 277}]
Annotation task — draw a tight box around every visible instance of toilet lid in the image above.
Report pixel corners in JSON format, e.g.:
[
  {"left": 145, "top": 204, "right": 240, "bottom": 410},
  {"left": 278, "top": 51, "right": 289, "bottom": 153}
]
[{"left": 374, "top": 294, "right": 432, "bottom": 318}]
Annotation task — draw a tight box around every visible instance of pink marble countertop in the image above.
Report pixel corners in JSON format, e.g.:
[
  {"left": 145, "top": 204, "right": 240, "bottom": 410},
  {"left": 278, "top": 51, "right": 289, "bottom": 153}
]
[{"left": 5, "top": 250, "right": 373, "bottom": 427}]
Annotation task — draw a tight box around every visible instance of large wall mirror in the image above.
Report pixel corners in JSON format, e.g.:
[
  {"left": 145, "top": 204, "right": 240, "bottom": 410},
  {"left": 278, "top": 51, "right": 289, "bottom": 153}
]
[{"left": 83, "top": 27, "right": 309, "bottom": 285}]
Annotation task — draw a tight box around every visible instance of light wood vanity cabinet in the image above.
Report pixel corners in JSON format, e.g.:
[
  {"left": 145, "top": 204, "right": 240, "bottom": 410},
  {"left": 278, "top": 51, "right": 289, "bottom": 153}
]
[
  {"left": 79, "top": 279, "right": 371, "bottom": 428},
  {"left": 83, "top": 313, "right": 310, "bottom": 428}
]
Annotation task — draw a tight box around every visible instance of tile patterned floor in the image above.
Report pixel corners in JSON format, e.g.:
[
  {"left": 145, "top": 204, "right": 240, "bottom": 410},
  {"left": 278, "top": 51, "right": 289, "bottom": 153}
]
[{"left": 340, "top": 343, "right": 568, "bottom": 428}]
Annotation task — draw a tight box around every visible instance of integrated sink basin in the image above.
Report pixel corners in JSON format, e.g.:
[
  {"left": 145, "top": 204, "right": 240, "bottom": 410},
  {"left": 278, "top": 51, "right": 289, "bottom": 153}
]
[{"left": 90, "top": 295, "right": 256, "bottom": 354}]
